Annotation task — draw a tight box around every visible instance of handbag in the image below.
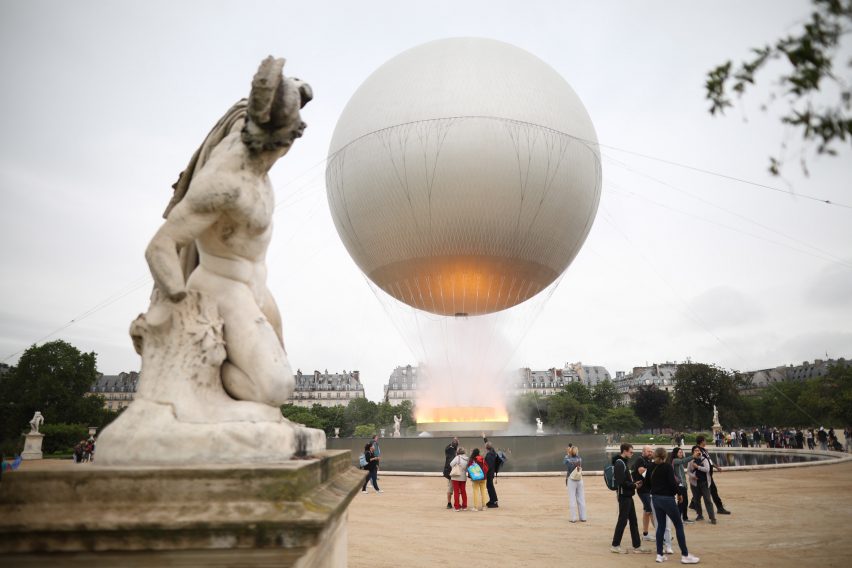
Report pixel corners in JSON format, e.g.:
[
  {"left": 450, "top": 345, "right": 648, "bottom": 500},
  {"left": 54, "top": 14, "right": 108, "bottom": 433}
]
[
  {"left": 450, "top": 459, "right": 462, "bottom": 478},
  {"left": 569, "top": 467, "right": 583, "bottom": 481}
]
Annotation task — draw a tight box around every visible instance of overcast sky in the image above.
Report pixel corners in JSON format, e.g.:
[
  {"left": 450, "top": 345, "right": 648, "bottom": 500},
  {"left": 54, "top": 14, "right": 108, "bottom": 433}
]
[{"left": 1, "top": 1, "right": 850, "bottom": 401}]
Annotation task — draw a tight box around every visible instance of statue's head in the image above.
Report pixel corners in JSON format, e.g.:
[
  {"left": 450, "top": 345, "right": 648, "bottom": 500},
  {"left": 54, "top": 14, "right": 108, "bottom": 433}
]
[{"left": 243, "top": 56, "right": 313, "bottom": 154}]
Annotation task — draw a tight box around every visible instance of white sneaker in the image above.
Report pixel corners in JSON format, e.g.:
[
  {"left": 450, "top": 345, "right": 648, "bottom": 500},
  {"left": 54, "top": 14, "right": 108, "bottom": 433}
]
[
  {"left": 665, "top": 545, "right": 674, "bottom": 555},
  {"left": 610, "top": 546, "right": 624, "bottom": 554},
  {"left": 361, "top": 490, "right": 367, "bottom": 494},
  {"left": 656, "top": 554, "right": 668, "bottom": 563},
  {"left": 643, "top": 534, "right": 656, "bottom": 542},
  {"left": 681, "top": 554, "right": 700, "bottom": 564}
]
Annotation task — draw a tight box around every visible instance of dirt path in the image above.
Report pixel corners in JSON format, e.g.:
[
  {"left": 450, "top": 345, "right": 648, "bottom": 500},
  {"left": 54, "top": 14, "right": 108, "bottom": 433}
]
[{"left": 348, "top": 461, "right": 852, "bottom": 567}]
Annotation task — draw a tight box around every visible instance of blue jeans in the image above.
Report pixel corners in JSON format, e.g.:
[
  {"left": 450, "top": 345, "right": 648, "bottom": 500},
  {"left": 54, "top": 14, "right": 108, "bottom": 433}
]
[
  {"left": 362, "top": 467, "right": 379, "bottom": 491},
  {"left": 651, "top": 495, "right": 688, "bottom": 556}
]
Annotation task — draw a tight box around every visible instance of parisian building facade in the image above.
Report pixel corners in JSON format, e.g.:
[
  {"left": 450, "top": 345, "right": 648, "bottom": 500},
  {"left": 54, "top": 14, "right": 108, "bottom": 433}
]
[
  {"left": 740, "top": 357, "right": 849, "bottom": 395},
  {"left": 612, "top": 362, "right": 679, "bottom": 406},
  {"left": 288, "top": 369, "right": 366, "bottom": 407},
  {"left": 384, "top": 362, "right": 612, "bottom": 404},
  {"left": 88, "top": 371, "right": 140, "bottom": 411},
  {"left": 88, "top": 369, "right": 367, "bottom": 410}
]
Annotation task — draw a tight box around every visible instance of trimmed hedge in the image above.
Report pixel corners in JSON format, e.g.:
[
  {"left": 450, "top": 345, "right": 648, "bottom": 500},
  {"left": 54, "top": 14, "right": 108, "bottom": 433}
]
[{"left": 39, "top": 423, "right": 89, "bottom": 454}]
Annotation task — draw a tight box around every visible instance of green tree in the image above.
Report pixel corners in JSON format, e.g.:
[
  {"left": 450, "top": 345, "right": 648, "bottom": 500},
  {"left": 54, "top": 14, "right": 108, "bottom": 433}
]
[
  {"left": 798, "top": 362, "right": 852, "bottom": 424},
  {"left": 548, "top": 390, "right": 589, "bottom": 431},
  {"left": 706, "top": 0, "right": 852, "bottom": 175},
  {"left": 670, "top": 363, "right": 746, "bottom": 429},
  {"left": 632, "top": 385, "right": 670, "bottom": 431},
  {"left": 280, "top": 405, "right": 326, "bottom": 430},
  {"left": 592, "top": 380, "right": 620, "bottom": 411},
  {"left": 600, "top": 407, "right": 642, "bottom": 434},
  {"left": 354, "top": 424, "right": 377, "bottom": 438},
  {"left": 342, "top": 397, "right": 378, "bottom": 437},
  {"left": 0, "top": 340, "right": 115, "bottom": 450},
  {"left": 510, "top": 392, "right": 547, "bottom": 426}
]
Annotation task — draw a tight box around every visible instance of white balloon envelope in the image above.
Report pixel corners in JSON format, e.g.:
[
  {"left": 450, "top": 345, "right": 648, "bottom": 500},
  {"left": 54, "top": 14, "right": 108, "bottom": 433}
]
[{"left": 327, "top": 38, "right": 601, "bottom": 316}]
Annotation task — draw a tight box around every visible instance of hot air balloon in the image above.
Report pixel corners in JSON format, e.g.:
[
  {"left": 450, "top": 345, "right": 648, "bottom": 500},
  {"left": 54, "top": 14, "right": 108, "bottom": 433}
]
[
  {"left": 326, "top": 38, "right": 601, "bottom": 318},
  {"left": 326, "top": 38, "right": 601, "bottom": 431}
]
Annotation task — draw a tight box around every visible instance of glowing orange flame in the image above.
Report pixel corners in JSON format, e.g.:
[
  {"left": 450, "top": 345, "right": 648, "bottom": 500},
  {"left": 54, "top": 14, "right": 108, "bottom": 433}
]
[{"left": 416, "top": 406, "right": 509, "bottom": 424}]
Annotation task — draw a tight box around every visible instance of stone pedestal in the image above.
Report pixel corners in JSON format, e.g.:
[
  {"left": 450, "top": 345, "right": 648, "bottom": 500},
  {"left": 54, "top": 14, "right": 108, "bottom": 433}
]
[
  {"left": 0, "top": 450, "right": 362, "bottom": 566},
  {"left": 21, "top": 433, "right": 44, "bottom": 460}
]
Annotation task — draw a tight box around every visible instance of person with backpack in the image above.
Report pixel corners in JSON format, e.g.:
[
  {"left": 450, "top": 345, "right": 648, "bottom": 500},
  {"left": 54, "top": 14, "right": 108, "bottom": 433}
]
[
  {"left": 361, "top": 443, "right": 381, "bottom": 494},
  {"left": 564, "top": 445, "right": 586, "bottom": 523},
  {"left": 647, "top": 447, "right": 700, "bottom": 564},
  {"left": 609, "top": 443, "right": 651, "bottom": 554},
  {"left": 443, "top": 437, "right": 459, "bottom": 509},
  {"left": 484, "top": 441, "right": 500, "bottom": 508},
  {"left": 467, "top": 448, "right": 488, "bottom": 511},
  {"left": 448, "top": 446, "right": 470, "bottom": 511}
]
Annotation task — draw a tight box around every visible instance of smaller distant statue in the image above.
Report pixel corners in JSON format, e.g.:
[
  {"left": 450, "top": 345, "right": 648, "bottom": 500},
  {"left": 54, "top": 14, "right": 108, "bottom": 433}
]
[
  {"left": 712, "top": 405, "right": 721, "bottom": 428},
  {"left": 393, "top": 415, "right": 401, "bottom": 438},
  {"left": 535, "top": 417, "right": 544, "bottom": 435},
  {"left": 29, "top": 411, "right": 44, "bottom": 434}
]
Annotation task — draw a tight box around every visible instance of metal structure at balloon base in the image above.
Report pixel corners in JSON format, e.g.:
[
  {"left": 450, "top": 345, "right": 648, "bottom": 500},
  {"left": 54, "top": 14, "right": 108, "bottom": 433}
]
[{"left": 415, "top": 405, "right": 509, "bottom": 433}]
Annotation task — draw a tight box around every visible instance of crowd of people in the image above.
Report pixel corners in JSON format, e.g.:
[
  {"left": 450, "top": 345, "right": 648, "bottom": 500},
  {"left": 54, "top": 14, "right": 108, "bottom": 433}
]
[
  {"left": 442, "top": 436, "right": 503, "bottom": 510},
  {"left": 73, "top": 436, "right": 95, "bottom": 463},
  {"left": 609, "top": 437, "right": 727, "bottom": 564},
  {"left": 673, "top": 426, "right": 850, "bottom": 452},
  {"left": 358, "top": 425, "right": 849, "bottom": 564}
]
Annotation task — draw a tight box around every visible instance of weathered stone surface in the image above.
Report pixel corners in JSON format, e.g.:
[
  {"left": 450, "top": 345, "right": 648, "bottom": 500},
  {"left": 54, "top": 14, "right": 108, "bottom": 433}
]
[
  {"left": 96, "top": 56, "right": 323, "bottom": 466},
  {"left": 0, "top": 450, "right": 361, "bottom": 566},
  {"left": 96, "top": 291, "right": 324, "bottom": 466}
]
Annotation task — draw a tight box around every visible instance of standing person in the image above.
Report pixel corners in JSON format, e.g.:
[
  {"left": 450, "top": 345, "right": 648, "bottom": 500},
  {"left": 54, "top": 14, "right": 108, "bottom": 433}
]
[
  {"left": 687, "top": 445, "right": 716, "bottom": 524},
  {"left": 806, "top": 428, "right": 815, "bottom": 450},
  {"left": 564, "top": 446, "right": 587, "bottom": 523},
  {"left": 752, "top": 428, "right": 761, "bottom": 448},
  {"left": 670, "top": 447, "right": 694, "bottom": 524},
  {"left": 484, "top": 441, "right": 500, "bottom": 508},
  {"left": 448, "top": 446, "right": 469, "bottom": 511},
  {"left": 696, "top": 435, "right": 731, "bottom": 515},
  {"left": 442, "top": 437, "right": 459, "bottom": 509},
  {"left": 610, "top": 443, "right": 651, "bottom": 554},
  {"left": 647, "top": 447, "right": 700, "bottom": 564},
  {"left": 635, "top": 445, "right": 656, "bottom": 541},
  {"left": 361, "top": 443, "right": 381, "bottom": 494},
  {"left": 371, "top": 434, "right": 381, "bottom": 459},
  {"left": 795, "top": 429, "right": 804, "bottom": 449},
  {"left": 467, "top": 448, "right": 488, "bottom": 511},
  {"left": 845, "top": 427, "right": 851, "bottom": 453},
  {"left": 817, "top": 427, "right": 828, "bottom": 451}
]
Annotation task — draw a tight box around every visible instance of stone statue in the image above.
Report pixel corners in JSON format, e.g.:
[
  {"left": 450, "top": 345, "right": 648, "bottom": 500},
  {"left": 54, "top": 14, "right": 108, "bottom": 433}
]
[
  {"left": 535, "top": 417, "right": 544, "bottom": 435},
  {"left": 712, "top": 405, "right": 720, "bottom": 427},
  {"left": 95, "top": 57, "right": 324, "bottom": 466},
  {"left": 393, "top": 415, "right": 401, "bottom": 437},
  {"left": 28, "top": 411, "right": 44, "bottom": 434}
]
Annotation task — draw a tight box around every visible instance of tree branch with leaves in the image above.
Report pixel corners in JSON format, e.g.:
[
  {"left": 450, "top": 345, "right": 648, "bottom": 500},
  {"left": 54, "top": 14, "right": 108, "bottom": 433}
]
[{"left": 706, "top": 0, "right": 852, "bottom": 175}]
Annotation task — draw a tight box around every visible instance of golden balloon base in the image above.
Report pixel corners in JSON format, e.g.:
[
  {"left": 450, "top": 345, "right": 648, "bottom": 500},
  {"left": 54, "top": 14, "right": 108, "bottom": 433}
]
[{"left": 416, "top": 406, "right": 509, "bottom": 433}]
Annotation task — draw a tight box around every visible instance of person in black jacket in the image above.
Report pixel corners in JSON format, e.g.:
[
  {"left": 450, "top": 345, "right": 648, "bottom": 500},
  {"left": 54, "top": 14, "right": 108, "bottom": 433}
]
[
  {"left": 610, "top": 443, "right": 651, "bottom": 554},
  {"left": 361, "top": 443, "right": 381, "bottom": 493},
  {"left": 647, "top": 447, "right": 700, "bottom": 564},
  {"left": 634, "top": 445, "right": 656, "bottom": 541},
  {"left": 442, "top": 437, "right": 459, "bottom": 509},
  {"left": 484, "top": 441, "right": 499, "bottom": 508}
]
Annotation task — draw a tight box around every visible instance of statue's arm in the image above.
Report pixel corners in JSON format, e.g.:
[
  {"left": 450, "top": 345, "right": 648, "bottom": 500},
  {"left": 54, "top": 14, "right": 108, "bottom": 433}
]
[{"left": 145, "top": 189, "right": 224, "bottom": 301}]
